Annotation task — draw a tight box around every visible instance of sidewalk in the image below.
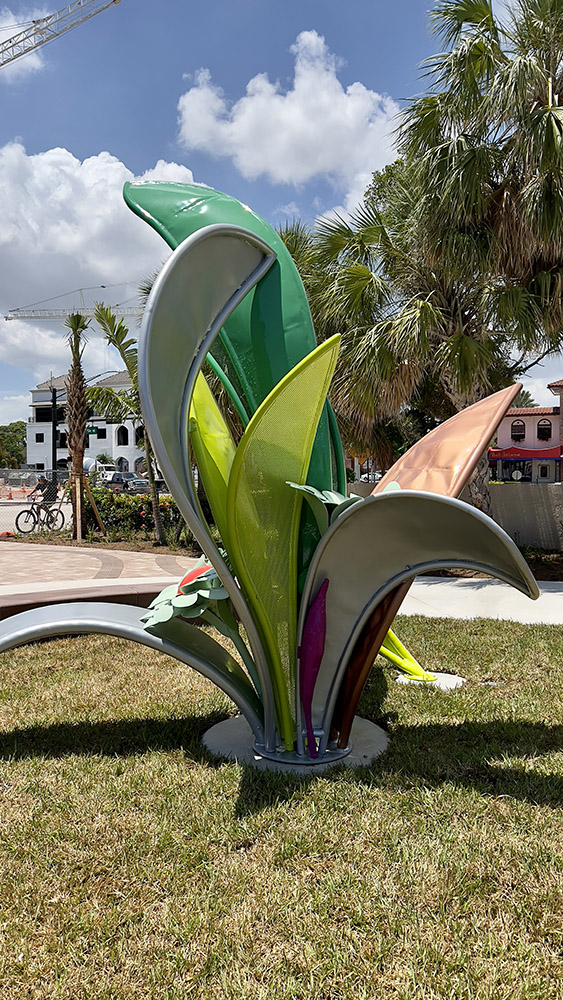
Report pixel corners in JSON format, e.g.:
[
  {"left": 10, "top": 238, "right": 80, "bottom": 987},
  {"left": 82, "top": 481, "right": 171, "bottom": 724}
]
[
  {"left": 0, "top": 541, "right": 198, "bottom": 619},
  {"left": 400, "top": 575, "right": 563, "bottom": 625},
  {"left": 0, "top": 541, "right": 561, "bottom": 625}
]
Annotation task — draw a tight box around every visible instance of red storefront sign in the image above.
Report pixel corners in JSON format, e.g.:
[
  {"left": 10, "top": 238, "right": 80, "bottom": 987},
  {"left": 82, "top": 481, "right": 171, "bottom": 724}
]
[{"left": 488, "top": 445, "right": 563, "bottom": 460}]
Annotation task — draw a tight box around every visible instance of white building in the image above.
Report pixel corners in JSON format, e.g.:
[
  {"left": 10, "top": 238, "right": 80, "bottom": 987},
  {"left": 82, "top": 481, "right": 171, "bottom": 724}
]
[{"left": 26, "top": 371, "right": 145, "bottom": 474}]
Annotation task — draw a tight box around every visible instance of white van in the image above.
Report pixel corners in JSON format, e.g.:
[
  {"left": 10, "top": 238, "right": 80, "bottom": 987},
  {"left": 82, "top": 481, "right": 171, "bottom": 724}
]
[{"left": 96, "top": 462, "right": 118, "bottom": 482}]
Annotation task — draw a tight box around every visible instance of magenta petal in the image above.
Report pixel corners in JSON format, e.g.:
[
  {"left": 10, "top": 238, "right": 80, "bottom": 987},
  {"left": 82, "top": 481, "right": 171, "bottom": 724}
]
[{"left": 299, "top": 578, "right": 329, "bottom": 758}]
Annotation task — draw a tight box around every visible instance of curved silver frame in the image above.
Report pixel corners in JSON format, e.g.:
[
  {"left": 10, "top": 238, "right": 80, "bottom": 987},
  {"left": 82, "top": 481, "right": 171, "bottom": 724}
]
[
  {"left": 0, "top": 603, "right": 266, "bottom": 746},
  {"left": 296, "top": 490, "right": 540, "bottom": 755},
  {"left": 138, "top": 225, "right": 279, "bottom": 750}
]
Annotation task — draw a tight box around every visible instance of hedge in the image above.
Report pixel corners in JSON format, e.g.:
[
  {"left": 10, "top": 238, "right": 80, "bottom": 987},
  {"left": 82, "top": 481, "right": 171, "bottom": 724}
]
[{"left": 85, "top": 487, "right": 185, "bottom": 539}]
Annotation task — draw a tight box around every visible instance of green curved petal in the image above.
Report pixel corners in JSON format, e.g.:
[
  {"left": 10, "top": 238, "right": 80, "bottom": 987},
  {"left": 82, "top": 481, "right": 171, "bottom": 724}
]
[
  {"left": 226, "top": 335, "right": 341, "bottom": 749},
  {"left": 124, "top": 180, "right": 344, "bottom": 493},
  {"left": 189, "top": 373, "right": 236, "bottom": 550}
]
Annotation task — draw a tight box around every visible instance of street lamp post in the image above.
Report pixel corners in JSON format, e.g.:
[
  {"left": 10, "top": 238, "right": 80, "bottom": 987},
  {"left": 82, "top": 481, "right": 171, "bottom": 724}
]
[{"left": 51, "top": 384, "right": 58, "bottom": 489}]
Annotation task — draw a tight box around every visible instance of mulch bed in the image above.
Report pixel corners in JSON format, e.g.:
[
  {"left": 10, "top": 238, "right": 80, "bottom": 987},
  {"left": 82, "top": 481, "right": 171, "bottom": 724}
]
[{"left": 438, "top": 551, "right": 563, "bottom": 582}]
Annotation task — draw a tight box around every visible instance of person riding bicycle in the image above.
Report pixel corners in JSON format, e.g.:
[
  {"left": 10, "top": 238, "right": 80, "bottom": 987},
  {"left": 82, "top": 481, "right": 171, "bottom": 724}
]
[
  {"left": 29, "top": 475, "right": 59, "bottom": 508},
  {"left": 16, "top": 476, "right": 64, "bottom": 534}
]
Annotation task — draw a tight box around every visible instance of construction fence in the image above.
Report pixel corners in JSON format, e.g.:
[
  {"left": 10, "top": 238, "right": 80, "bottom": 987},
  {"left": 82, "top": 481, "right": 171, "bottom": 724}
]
[
  {"left": 0, "top": 469, "right": 71, "bottom": 535},
  {"left": 0, "top": 469, "right": 183, "bottom": 542}
]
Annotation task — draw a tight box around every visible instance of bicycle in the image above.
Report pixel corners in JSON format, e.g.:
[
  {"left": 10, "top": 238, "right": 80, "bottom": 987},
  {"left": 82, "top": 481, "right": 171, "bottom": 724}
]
[{"left": 15, "top": 501, "right": 65, "bottom": 534}]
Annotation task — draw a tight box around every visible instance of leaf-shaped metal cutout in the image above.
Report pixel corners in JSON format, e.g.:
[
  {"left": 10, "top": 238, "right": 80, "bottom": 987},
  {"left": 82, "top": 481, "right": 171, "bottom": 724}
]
[
  {"left": 298, "top": 490, "right": 539, "bottom": 753},
  {"left": 172, "top": 593, "right": 200, "bottom": 609},
  {"left": 138, "top": 223, "right": 280, "bottom": 750},
  {"left": 226, "top": 336, "right": 340, "bottom": 750}
]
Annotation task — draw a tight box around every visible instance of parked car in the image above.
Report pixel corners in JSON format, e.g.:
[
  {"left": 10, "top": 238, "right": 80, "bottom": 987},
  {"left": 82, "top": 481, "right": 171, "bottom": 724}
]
[{"left": 104, "top": 472, "right": 149, "bottom": 495}]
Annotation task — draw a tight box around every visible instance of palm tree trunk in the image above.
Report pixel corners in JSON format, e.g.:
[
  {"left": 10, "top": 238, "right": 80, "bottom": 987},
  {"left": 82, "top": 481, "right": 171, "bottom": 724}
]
[
  {"left": 467, "top": 451, "right": 492, "bottom": 516},
  {"left": 67, "top": 358, "right": 87, "bottom": 539}
]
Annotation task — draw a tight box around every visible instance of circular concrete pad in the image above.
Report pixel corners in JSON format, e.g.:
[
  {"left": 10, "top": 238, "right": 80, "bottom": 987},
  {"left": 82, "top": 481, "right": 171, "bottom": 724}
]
[
  {"left": 203, "top": 715, "right": 389, "bottom": 773},
  {"left": 395, "top": 671, "right": 465, "bottom": 690}
]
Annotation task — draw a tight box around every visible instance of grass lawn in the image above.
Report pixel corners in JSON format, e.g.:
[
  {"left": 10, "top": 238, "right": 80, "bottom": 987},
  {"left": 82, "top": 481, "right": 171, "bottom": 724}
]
[{"left": 0, "top": 616, "right": 561, "bottom": 999}]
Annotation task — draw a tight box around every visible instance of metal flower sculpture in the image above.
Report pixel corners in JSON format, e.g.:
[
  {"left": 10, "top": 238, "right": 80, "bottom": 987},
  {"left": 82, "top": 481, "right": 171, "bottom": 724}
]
[{"left": 0, "top": 183, "right": 539, "bottom": 768}]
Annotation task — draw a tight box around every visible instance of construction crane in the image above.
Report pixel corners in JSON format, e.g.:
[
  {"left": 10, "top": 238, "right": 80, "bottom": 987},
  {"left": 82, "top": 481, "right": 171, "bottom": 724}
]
[
  {"left": 5, "top": 305, "right": 142, "bottom": 321},
  {"left": 5, "top": 284, "right": 143, "bottom": 322},
  {"left": 0, "top": 0, "right": 123, "bottom": 69}
]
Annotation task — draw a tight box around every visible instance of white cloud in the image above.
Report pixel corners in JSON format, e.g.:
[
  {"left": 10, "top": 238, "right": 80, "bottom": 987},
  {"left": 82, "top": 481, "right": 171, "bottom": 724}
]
[
  {"left": 0, "top": 318, "right": 115, "bottom": 383},
  {"left": 275, "top": 200, "right": 302, "bottom": 219},
  {"left": 0, "top": 7, "right": 49, "bottom": 82},
  {"left": 521, "top": 361, "right": 563, "bottom": 407},
  {"left": 0, "top": 143, "right": 194, "bottom": 279},
  {"left": 177, "top": 30, "right": 398, "bottom": 211},
  {"left": 0, "top": 141, "right": 195, "bottom": 418},
  {"left": 0, "top": 393, "right": 28, "bottom": 423}
]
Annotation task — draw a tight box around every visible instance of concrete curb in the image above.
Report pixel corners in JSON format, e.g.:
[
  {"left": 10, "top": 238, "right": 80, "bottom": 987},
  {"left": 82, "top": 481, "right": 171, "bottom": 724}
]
[{"left": 0, "top": 576, "right": 178, "bottom": 620}]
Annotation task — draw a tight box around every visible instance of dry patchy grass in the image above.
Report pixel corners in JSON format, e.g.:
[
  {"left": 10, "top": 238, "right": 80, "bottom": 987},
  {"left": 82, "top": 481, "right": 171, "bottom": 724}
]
[{"left": 0, "top": 617, "right": 561, "bottom": 999}]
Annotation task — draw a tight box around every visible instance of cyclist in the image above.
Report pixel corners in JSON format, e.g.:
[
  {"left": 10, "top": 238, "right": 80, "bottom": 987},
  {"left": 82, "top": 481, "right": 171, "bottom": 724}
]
[
  {"left": 16, "top": 476, "right": 64, "bottom": 534},
  {"left": 29, "top": 475, "right": 59, "bottom": 509}
]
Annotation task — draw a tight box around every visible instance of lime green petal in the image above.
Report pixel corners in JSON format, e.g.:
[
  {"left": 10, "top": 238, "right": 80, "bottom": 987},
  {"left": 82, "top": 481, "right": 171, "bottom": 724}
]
[
  {"left": 226, "top": 335, "right": 340, "bottom": 749},
  {"left": 380, "top": 629, "right": 437, "bottom": 682},
  {"left": 189, "top": 373, "right": 236, "bottom": 549}
]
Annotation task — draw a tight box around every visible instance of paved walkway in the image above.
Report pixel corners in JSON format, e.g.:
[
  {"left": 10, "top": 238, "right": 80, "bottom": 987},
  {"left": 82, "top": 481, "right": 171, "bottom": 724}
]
[
  {"left": 0, "top": 541, "right": 198, "bottom": 619},
  {"left": 0, "top": 541, "right": 561, "bottom": 625},
  {"left": 400, "top": 575, "right": 563, "bottom": 625}
]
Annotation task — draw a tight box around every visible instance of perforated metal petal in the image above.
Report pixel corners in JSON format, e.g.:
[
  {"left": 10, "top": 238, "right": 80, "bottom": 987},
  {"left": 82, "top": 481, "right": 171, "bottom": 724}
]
[
  {"left": 226, "top": 336, "right": 340, "bottom": 747},
  {"left": 189, "top": 373, "right": 236, "bottom": 549}
]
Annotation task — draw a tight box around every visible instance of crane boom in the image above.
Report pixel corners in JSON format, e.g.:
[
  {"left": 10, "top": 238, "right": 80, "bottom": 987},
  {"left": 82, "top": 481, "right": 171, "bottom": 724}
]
[
  {"left": 5, "top": 306, "right": 141, "bottom": 321},
  {"left": 0, "top": 0, "right": 122, "bottom": 68}
]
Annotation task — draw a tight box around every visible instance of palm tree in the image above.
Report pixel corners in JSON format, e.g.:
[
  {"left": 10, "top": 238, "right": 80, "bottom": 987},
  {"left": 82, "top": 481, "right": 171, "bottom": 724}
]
[
  {"left": 398, "top": 0, "right": 563, "bottom": 362},
  {"left": 514, "top": 388, "right": 537, "bottom": 407},
  {"left": 64, "top": 313, "right": 90, "bottom": 540},
  {"left": 278, "top": 217, "right": 413, "bottom": 472},
  {"left": 295, "top": 1, "right": 563, "bottom": 510},
  {"left": 89, "top": 304, "right": 167, "bottom": 545}
]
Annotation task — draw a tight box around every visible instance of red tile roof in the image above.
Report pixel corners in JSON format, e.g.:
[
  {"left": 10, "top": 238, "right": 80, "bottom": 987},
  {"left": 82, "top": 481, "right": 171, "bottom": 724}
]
[
  {"left": 506, "top": 407, "right": 559, "bottom": 416},
  {"left": 548, "top": 379, "right": 563, "bottom": 389}
]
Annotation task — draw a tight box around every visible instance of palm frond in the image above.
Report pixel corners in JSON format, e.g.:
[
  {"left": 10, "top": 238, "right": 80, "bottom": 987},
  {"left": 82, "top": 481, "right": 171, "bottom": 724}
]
[
  {"left": 86, "top": 385, "right": 138, "bottom": 426},
  {"left": 430, "top": 0, "right": 499, "bottom": 47},
  {"left": 94, "top": 303, "right": 138, "bottom": 384}
]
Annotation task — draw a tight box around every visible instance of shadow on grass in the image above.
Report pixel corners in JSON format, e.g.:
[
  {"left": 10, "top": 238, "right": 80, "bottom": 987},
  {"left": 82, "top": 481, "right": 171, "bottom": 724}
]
[
  {"left": 0, "top": 712, "right": 224, "bottom": 765},
  {"left": 0, "top": 711, "right": 561, "bottom": 812},
  {"left": 233, "top": 717, "right": 563, "bottom": 815}
]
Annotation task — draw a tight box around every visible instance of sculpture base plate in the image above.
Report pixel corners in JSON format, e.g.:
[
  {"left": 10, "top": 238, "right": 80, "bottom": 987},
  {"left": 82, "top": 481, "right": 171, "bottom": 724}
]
[
  {"left": 203, "top": 715, "right": 389, "bottom": 773},
  {"left": 395, "top": 671, "right": 465, "bottom": 690}
]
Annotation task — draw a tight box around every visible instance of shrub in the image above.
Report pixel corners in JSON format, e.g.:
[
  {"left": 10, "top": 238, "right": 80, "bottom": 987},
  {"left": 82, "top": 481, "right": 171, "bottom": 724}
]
[{"left": 85, "top": 487, "right": 185, "bottom": 542}]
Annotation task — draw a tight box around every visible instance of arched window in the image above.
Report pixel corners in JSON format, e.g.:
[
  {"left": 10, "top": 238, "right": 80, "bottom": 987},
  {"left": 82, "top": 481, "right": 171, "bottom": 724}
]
[
  {"left": 135, "top": 426, "right": 144, "bottom": 447},
  {"left": 117, "top": 457, "right": 129, "bottom": 472},
  {"left": 510, "top": 420, "right": 525, "bottom": 442},
  {"left": 537, "top": 418, "right": 552, "bottom": 441},
  {"left": 116, "top": 425, "right": 129, "bottom": 447}
]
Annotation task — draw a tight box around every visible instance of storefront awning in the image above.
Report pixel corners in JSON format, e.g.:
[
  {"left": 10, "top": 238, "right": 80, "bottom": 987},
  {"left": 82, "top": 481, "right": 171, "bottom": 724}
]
[{"left": 488, "top": 445, "right": 563, "bottom": 460}]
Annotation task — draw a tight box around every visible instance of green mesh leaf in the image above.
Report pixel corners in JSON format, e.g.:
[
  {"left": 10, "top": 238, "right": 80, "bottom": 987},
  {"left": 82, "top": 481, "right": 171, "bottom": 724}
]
[
  {"left": 226, "top": 335, "right": 340, "bottom": 748},
  {"left": 189, "top": 373, "right": 236, "bottom": 548}
]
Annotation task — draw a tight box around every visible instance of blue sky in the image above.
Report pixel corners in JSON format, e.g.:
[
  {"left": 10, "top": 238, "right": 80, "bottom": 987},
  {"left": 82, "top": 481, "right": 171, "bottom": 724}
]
[{"left": 0, "top": 0, "right": 558, "bottom": 427}]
